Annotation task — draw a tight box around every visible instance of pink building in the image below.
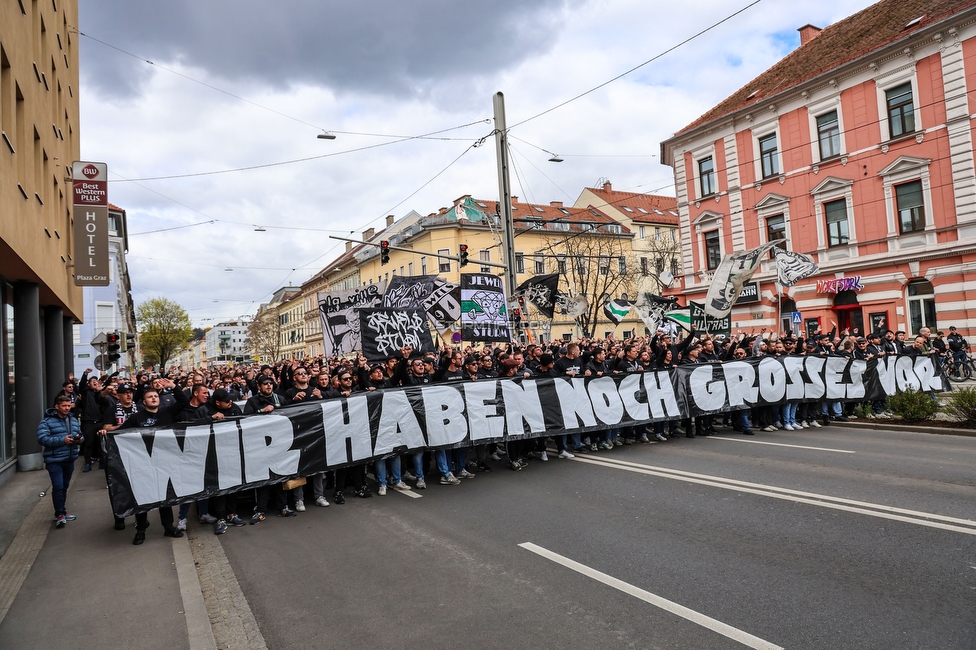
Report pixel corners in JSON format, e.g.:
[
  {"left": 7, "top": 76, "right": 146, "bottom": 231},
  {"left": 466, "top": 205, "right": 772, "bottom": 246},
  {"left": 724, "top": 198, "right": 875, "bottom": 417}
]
[{"left": 661, "top": 0, "right": 976, "bottom": 339}]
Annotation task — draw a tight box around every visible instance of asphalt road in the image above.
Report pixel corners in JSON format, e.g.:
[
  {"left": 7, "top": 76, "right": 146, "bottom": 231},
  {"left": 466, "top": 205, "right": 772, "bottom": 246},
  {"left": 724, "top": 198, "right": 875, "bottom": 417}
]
[{"left": 218, "top": 426, "right": 976, "bottom": 650}]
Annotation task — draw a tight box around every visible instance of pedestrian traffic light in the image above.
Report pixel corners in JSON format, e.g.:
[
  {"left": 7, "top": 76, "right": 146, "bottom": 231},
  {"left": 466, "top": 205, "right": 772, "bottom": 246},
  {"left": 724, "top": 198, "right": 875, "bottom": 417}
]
[
  {"left": 459, "top": 244, "right": 469, "bottom": 267},
  {"left": 106, "top": 331, "right": 121, "bottom": 365},
  {"left": 380, "top": 240, "right": 390, "bottom": 265}
]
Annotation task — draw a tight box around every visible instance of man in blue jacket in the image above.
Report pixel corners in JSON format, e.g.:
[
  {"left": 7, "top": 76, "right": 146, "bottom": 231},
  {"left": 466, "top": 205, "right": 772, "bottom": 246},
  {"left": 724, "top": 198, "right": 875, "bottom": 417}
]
[{"left": 37, "top": 395, "right": 83, "bottom": 528}]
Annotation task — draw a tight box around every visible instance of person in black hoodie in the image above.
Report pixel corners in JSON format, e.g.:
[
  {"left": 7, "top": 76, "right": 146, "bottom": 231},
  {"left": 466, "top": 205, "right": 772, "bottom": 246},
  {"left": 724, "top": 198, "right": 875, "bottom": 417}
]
[
  {"left": 195, "top": 389, "right": 249, "bottom": 534},
  {"left": 117, "top": 380, "right": 190, "bottom": 545},
  {"left": 76, "top": 369, "right": 113, "bottom": 472},
  {"left": 244, "top": 376, "right": 296, "bottom": 521}
]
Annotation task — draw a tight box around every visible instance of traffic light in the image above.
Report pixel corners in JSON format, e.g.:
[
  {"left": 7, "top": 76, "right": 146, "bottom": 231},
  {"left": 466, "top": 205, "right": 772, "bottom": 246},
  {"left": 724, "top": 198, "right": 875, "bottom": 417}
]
[
  {"left": 124, "top": 331, "right": 136, "bottom": 352},
  {"left": 459, "top": 244, "right": 469, "bottom": 267},
  {"left": 380, "top": 240, "right": 390, "bottom": 265},
  {"left": 105, "top": 331, "right": 121, "bottom": 365}
]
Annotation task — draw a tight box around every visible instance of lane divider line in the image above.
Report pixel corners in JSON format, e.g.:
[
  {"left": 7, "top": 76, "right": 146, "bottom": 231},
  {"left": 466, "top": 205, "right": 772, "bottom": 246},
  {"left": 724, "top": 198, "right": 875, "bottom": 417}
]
[
  {"left": 571, "top": 455, "right": 976, "bottom": 536},
  {"left": 704, "top": 436, "right": 856, "bottom": 453},
  {"left": 518, "top": 542, "right": 783, "bottom": 650}
]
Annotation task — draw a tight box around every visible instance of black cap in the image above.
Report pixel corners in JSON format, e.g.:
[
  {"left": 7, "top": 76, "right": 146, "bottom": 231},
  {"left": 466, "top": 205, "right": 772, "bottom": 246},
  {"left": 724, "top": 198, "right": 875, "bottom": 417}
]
[
  {"left": 117, "top": 383, "right": 133, "bottom": 392},
  {"left": 868, "top": 331, "right": 881, "bottom": 339},
  {"left": 539, "top": 353, "right": 554, "bottom": 366},
  {"left": 257, "top": 376, "right": 275, "bottom": 386},
  {"left": 212, "top": 388, "right": 231, "bottom": 403},
  {"left": 464, "top": 356, "right": 480, "bottom": 366},
  {"left": 856, "top": 337, "right": 867, "bottom": 343}
]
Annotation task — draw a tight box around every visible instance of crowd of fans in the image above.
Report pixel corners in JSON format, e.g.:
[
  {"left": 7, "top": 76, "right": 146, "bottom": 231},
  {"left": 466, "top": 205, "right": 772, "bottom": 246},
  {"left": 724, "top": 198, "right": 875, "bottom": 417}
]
[{"left": 36, "top": 320, "right": 969, "bottom": 544}]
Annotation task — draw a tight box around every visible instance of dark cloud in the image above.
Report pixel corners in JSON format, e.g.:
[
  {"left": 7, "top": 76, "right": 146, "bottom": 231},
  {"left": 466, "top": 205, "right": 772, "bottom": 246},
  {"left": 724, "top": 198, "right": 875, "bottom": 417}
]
[{"left": 79, "top": 0, "right": 574, "bottom": 99}]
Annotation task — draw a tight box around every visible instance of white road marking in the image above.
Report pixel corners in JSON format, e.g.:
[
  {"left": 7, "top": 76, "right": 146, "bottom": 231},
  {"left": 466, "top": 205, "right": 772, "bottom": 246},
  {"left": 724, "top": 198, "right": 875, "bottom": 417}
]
[
  {"left": 706, "top": 436, "right": 855, "bottom": 453},
  {"left": 397, "top": 489, "right": 423, "bottom": 499},
  {"left": 571, "top": 455, "right": 976, "bottom": 535},
  {"left": 519, "top": 542, "right": 783, "bottom": 650}
]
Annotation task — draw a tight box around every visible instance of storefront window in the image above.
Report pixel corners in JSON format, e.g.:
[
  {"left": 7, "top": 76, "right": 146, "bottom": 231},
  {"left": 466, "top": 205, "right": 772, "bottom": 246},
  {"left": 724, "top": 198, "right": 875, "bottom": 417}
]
[
  {"left": 907, "top": 280, "right": 936, "bottom": 335},
  {"left": 2, "top": 282, "right": 14, "bottom": 466}
]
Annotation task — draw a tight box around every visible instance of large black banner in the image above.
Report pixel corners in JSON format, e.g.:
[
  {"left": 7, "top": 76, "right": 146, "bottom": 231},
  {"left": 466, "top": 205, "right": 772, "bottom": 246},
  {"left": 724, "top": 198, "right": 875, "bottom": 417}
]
[{"left": 104, "top": 355, "right": 948, "bottom": 517}]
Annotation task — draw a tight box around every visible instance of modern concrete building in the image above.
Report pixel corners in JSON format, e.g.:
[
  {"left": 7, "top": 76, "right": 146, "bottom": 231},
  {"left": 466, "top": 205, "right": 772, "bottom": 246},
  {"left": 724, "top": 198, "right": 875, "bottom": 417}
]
[
  {"left": 661, "top": 0, "right": 976, "bottom": 338},
  {"left": 0, "top": 0, "right": 81, "bottom": 480},
  {"left": 204, "top": 321, "right": 249, "bottom": 366}
]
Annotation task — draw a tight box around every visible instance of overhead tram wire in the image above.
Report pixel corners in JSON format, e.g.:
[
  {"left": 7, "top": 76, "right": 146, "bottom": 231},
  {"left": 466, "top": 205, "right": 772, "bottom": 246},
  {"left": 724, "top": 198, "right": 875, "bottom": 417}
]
[{"left": 507, "top": 0, "right": 764, "bottom": 130}]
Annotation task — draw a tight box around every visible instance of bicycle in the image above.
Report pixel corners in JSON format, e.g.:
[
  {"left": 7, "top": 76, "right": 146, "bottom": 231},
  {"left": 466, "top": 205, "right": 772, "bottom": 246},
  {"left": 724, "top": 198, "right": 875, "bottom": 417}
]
[{"left": 942, "top": 353, "right": 973, "bottom": 382}]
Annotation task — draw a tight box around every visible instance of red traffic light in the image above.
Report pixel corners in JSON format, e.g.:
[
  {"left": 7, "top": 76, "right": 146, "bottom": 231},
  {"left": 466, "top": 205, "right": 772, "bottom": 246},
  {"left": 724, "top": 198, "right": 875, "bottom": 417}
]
[
  {"left": 106, "top": 333, "right": 119, "bottom": 343},
  {"left": 380, "top": 240, "right": 390, "bottom": 265}
]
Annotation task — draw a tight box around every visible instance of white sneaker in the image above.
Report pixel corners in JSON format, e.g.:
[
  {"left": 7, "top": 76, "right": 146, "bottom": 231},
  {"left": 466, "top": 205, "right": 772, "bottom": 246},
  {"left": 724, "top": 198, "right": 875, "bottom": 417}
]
[
  {"left": 810, "top": 420, "right": 822, "bottom": 428},
  {"left": 199, "top": 513, "right": 217, "bottom": 524},
  {"left": 799, "top": 421, "right": 809, "bottom": 428},
  {"left": 783, "top": 424, "right": 794, "bottom": 431},
  {"left": 763, "top": 425, "right": 777, "bottom": 432},
  {"left": 539, "top": 451, "right": 548, "bottom": 461},
  {"left": 558, "top": 450, "right": 575, "bottom": 459},
  {"left": 403, "top": 470, "right": 417, "bottom": 481},
  {"left": 457, "top": 469, "right": 476, "bottom": 479},
  {"left": 392, "top": 481, "right": 411, "bottom": 491},
  {"left": 377, "top": 484, "right": 387, "bottom": 496},
  {"left": 416, "top": 478, "right": 427, "bottom": 489},
  {"left": 315, "top": 496, "right": 330, "bottom": 507},
  {"left": 440, "top": 474, "right": 461, "bottom": 485},
  {"left": 177, "top": 517, "right": 187, "bottom": 531},
  {"left": 489, "top": 452, "right": 502, "bottom": 461},
  {"left": 294, "top": 499, "right": 305, "bottom": 512}
]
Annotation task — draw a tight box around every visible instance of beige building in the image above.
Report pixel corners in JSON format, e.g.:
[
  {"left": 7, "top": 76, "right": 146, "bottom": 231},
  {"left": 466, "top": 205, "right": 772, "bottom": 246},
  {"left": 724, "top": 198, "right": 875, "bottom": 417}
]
[
  {"left": 312, "top": 195, "right": 639, "bottom": 344},
  {"left": 574, "top": 181, "right": 681, "bottom": 296},
  {"left": 1, "top": 0, "right": 81, "bottom": 476}
]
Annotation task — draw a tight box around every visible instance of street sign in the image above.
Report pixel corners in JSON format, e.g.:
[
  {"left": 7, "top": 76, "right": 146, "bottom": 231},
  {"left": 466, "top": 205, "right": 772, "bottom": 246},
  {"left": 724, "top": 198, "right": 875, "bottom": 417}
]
[
  {"left": 791, "top": 311, "right": 802, "bottom": 325},
  {"left": 72, "top": 161, "right": 110, "bottom": 287}
]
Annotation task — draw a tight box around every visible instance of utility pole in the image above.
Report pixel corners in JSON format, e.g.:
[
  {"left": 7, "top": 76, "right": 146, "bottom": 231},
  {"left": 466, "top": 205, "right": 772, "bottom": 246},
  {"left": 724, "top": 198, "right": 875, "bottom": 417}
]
[{"left": 493, "top": 92, "right": 520, "bottom": 310}]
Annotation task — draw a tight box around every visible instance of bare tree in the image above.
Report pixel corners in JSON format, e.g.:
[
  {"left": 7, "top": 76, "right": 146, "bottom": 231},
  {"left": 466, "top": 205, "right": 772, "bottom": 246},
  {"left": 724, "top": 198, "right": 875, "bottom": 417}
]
[
  {"left": 248, "top": 305, "right": 282, "bottom": 363},
  {"left": 635, "top": 229, "right": 682, "bottom": 295},
  {"left": 546, "top": 231, "right": 637, "bottom": 337}
]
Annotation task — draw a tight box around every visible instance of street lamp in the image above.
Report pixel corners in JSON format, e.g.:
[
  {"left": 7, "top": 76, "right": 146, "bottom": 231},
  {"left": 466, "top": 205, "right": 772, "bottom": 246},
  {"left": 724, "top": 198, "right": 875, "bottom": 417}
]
[{"left": 317, "top": 131, "right": 337, "bottom": 140}]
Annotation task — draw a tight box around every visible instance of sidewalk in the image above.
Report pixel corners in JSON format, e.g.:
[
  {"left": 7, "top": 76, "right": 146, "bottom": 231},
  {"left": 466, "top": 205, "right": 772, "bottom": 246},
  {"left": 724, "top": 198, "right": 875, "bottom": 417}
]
[{"left": 0, "top": 460, "right": 197, "bottom": 650}]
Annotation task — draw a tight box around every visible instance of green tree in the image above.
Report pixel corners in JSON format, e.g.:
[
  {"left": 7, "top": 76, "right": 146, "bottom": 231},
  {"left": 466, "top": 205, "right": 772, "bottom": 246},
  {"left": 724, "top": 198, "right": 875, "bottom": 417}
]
[{"left": 136, "top": 297, "right": 194, "bottom": 370}]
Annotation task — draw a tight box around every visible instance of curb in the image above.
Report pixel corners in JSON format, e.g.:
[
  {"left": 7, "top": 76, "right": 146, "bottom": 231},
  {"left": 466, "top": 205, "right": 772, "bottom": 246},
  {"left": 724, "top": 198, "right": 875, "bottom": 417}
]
[{"left": 833, "top": 420, "right": 976, "bottom": 437}]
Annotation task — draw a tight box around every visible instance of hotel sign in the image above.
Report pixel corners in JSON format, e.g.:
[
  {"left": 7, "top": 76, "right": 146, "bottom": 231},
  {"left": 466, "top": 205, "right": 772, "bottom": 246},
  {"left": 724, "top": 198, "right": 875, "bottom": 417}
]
[
  {"left": 816, "top": 276, "right": 864, "bottom": 294},
  {"left": 72, "top": 161, "right": 110, "bottom": 286}
]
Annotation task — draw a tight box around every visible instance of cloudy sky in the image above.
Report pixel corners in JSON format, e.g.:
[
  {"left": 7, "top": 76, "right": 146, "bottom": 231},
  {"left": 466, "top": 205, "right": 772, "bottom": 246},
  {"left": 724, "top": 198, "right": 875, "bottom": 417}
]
[{"left": 77, "top": 0, "right": 875, "bottom": 327}]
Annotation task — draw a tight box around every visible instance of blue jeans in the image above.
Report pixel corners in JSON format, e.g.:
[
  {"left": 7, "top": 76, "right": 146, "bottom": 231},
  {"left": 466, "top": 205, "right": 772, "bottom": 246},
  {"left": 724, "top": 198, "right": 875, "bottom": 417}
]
[
  {"left": 735, "top": 409, "right": 752, "bottom": 432},
  {"left": 46, "top": 459, "right": 74, "bottom": 517},
  {"left": 435, "top": 449, "right": 466, "bottom": 477},
  {"left": 179, "top": 499, "right": 209, "bottom": 520},
  {"left": 410, "top": 452, "right": 425, "bottom": 480},
  {"left": 821, "top": 401, "right": 842, "bottom": 417},
  {"left": 783, "top": 402, "right": 798, "bottom": 426},
  {"left": 375, "top": 456, "right": 402, "bottom": 486}
]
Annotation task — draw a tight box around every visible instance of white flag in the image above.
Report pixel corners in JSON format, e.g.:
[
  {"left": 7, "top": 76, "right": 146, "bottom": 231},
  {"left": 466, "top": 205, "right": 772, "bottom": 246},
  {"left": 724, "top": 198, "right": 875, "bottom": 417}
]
[
  {"left": 704, "top": 241, "right": 782, "bottom": 320},
  {"left": 775, "top": 249, "right": 818, "bottom": 287}
]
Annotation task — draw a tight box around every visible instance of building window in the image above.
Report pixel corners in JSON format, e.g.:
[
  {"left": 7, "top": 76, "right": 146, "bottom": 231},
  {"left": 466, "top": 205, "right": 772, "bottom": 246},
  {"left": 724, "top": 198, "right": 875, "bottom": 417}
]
[
  {"left": 886, "top": 82, "right": 915, "bottom": 139},
  {"left": 640, "top": 257, "right": 649, "bottom": 276},
  {"left": 618, "top": 256, "right": 627, "bottom": 275},
  {"left": 408, "top": 261, "right": 413, "bottom": 275},
  {"left": 817, "top": 110, "right": 840, "bottom": 159},
  {"left": 598, "top": 256, "right": 609, "bottom": 276},
  {"left": 698, "top": 156, "right": 715, "bottom": 196},
  {"left": 420, "top": 256, "right": 427, "bottom": 275},
  {"left": 907, "top": 279, "right": 936, "bottom": 335},
  {"left": 557, "top": 255, "right": 567, "bottom": 274},
  {"left": 575, "top": 256, "right": 586, "bottom": 276},
  {"left": 758, "top": 133, "right": 779, "bottom": 178},
  {"left": 766, "top": 214, "right": 786, "bottom": 256},
  {"left": 639, "top": 226, "right": 646, "bottom": 239},
  {"left": 534, "top": 252, "right": 545, "bottom": 275},
  {"left": 479, "top": 249, "right": 491, "bottom": 274},
  {"left": 437, "top": 248, "right": 451, "bottom": 273},
  {"left": 704, "top": 230, "right": 721, "bottom": 270},
  {"left": 895, "top": 180, "right": 924, "bottom": 234},
  {"left": 515, "top": 252, "right": 525, "bottom": 274},
  {"left": 824, "top": 198, "right": 849, "bottom": 247},
  {"left": 670, "top": 258, "right": 679, "bottom": 276}
]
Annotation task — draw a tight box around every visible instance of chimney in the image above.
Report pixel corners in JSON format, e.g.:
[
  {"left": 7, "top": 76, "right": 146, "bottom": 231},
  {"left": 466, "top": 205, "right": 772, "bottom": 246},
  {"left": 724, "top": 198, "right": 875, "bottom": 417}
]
[
  {"left": 363, "top": 227, "right": 375, "bottom": 240},
  {"left": 550, "top": 201, "right": 564, "bottom": 208},
  {"left": 798, "top": 24, "right": 822, "bottom": 46},
  {"left": 345, "top": 241, "right": 352, "bottom": 253},
  {"left": 511, "top": 196, "right": 518, "bottom": 204},
  {"left": 603, "top": 181, "right": 612, "bottom": 192},
  {"left": 439, "top": 207, "right": 449, "bottom": 215},
  {"left": 386, "top": 215, "right": 394, "bottom": 227}
]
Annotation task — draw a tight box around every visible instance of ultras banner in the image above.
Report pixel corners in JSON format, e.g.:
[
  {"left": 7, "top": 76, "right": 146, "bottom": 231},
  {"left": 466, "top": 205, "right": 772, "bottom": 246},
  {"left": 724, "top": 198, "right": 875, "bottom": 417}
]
[{"left": 103, "top": 355, "right": 948, "bottom": 517}]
